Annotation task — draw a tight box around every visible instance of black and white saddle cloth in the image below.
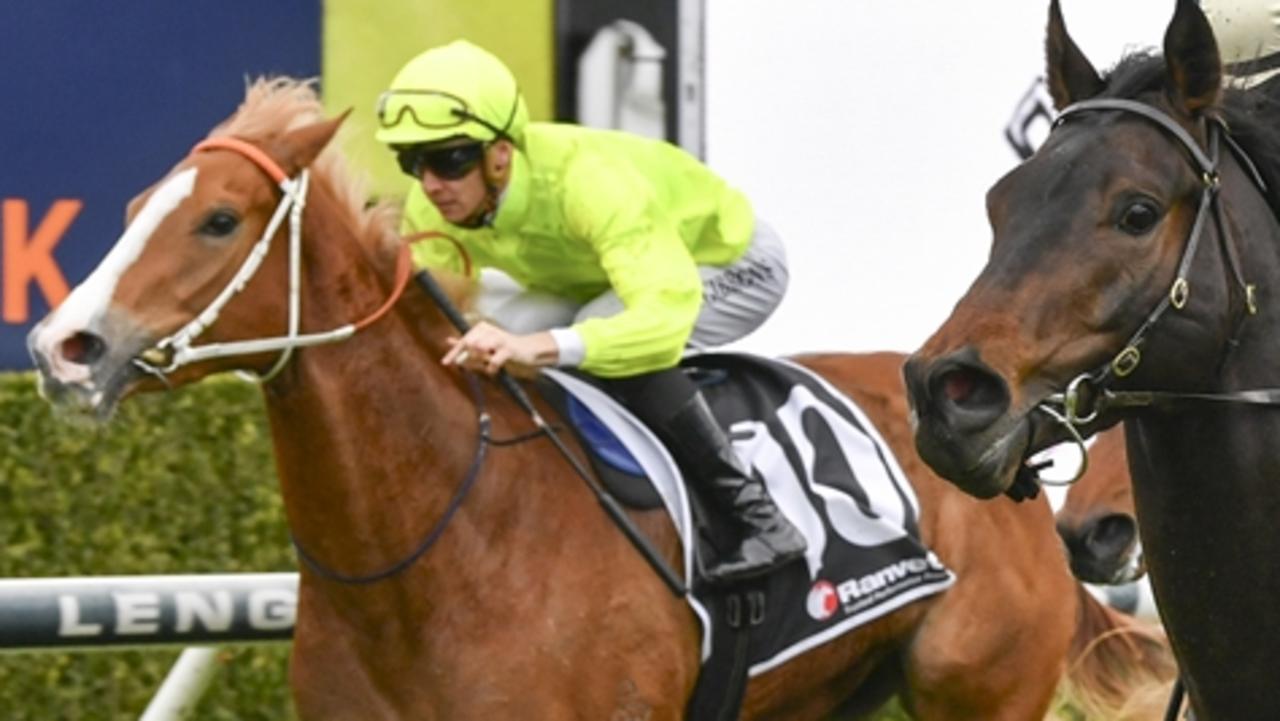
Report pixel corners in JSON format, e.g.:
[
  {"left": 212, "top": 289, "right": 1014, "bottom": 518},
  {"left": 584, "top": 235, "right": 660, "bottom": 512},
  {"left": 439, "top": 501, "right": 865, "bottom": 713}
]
[{"left": 540, "top": 352, "right": 955, "bottom": 676}]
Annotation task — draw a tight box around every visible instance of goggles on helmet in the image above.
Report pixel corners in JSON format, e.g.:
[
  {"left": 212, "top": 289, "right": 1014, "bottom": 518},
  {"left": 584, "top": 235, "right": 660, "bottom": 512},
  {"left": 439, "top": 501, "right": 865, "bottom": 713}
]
[
  {"left": 376, "top": 89, "right": 513, "bottom": 142},
  {"left": 395, "top": 142, "right": 487, "bottom": 181}
]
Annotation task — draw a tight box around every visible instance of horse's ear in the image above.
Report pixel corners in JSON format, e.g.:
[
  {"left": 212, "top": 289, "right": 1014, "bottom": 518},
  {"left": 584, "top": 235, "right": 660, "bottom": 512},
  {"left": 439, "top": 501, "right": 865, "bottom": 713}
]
[
  {"left": 1163, "top": 0, "right": 1221, "bottom": 116},
  {"left": 274, "top": 109, "right": 352, "bottom": 175},
  {"left": 1045, "top": 0, "right": 1104, "bottom": 109}
]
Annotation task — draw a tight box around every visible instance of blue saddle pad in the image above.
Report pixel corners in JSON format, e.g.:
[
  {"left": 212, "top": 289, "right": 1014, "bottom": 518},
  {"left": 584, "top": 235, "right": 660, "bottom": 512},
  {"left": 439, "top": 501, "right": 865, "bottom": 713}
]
[{"left": 565, "top": 394, "right": 645, "bottom": 477}]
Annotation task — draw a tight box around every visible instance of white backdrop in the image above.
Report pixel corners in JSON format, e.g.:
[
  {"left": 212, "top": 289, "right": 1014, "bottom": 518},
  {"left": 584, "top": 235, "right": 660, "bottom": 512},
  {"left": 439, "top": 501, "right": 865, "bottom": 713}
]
[{"left": 704, "top": 0, "right": 1176, "bottom": 356}]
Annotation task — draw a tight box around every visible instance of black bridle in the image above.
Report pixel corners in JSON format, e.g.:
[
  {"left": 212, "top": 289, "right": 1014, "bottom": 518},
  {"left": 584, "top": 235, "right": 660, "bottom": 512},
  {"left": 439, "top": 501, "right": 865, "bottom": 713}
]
[
  {"left": 1033, "top": 98, "right": 1277, "bottom": 721},
  {"left": 1040, "top": 98, "right": 1272, "bottom": 427}
]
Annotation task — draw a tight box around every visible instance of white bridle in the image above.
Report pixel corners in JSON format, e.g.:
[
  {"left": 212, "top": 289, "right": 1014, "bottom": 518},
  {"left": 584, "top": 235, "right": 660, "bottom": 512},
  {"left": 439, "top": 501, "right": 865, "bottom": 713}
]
[{"left": 134, "top": 136, "right": 410, "bottom": 383}]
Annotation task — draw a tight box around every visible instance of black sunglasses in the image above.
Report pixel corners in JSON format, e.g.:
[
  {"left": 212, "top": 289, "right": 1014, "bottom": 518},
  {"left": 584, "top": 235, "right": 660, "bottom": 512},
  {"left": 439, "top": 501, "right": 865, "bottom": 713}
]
[{"left": 396, "top": 142, "right": 486, "bottom": 181}]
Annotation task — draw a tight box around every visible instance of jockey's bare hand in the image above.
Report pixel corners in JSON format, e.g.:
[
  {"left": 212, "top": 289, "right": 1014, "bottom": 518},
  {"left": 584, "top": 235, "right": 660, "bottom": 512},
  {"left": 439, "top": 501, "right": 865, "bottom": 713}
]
[{"left": 442, "top": 321, "right": 560, "bottom": 376}]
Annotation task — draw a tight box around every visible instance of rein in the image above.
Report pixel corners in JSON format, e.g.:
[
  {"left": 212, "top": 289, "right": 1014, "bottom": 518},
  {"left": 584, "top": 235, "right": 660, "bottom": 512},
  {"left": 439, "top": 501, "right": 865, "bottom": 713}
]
[
  {"left": 292, "top": 371, "right": 491, "bottom": 585},
  {"left": 297, "top": 271, "right": 685, "bottom": 595},
  {"left": 412, "top": 269, "right": 689, "bottom": 598},
  {"left": 133, "top": 137, "right": 688, "bottom": 595},
  {"left": 1033, "top": 98, "right": 1277, "bottom": 481},
  {"left": 128, "top": 137, "right": 484, "bottom": 585},
  {"left": 132, "top": 136, "right": 414, "bottom": 382}
]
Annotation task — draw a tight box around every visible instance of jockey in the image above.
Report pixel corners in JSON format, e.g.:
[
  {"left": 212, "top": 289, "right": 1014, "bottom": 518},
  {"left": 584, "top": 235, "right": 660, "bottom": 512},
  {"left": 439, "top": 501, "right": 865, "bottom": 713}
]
[{"left": 375, "top": 39, "right": 806, "bottom": 585}]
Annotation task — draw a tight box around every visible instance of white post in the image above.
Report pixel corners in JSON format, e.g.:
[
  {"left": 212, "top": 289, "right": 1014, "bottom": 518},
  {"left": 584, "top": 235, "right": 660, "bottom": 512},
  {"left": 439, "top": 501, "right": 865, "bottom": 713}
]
[
  {"left": 139, "top": 646, "right": 222, "bottom": 721},
  {"left": 677, "top": 0, "right": 705, "bottom": 158}
]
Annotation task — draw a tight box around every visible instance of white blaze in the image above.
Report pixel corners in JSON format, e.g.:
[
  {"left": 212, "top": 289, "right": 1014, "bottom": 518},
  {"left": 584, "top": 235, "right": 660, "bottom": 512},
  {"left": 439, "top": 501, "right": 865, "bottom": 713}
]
[{"left": 32, "top": 167, "right": 198, "bottom": 383}]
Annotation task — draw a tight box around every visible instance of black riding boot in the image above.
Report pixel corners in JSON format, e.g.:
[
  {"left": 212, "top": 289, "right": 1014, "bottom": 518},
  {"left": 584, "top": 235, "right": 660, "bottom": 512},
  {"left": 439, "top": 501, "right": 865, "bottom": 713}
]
[{"left": 658, "top": 392, "right": 807, "bottom": 585}]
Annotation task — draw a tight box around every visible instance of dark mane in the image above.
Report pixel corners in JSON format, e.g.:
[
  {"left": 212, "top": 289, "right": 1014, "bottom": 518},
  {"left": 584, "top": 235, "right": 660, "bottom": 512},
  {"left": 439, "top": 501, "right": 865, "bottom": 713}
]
[
  {"left": 1219, "top": 83, "right": 1280, "bottom": 218},
  {"left": 1101, "top": 51, "right": 1280, "bottom": 217},
  {"left": 1099, "top": 51, "right": 1165, "bottom": 101}
]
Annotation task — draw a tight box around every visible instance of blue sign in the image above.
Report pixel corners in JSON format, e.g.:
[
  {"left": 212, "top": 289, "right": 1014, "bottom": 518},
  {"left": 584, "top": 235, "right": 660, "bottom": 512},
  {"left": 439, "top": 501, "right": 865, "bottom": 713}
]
[{"left": 0, "top": 2, "right": 321, "bottom": 369}]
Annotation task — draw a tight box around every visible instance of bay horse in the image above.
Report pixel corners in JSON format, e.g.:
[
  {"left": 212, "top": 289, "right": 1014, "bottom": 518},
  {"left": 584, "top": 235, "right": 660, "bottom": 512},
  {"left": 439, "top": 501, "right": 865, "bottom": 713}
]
[
  {"left": 904, "top": 0, "right": 1280, "bottom": 718},
  {"left": 1055, "top": 427, "right": 1144, "bottom": 586},
  {"left": 27, "top": 78, "right": 1169, "bottom": 720}
]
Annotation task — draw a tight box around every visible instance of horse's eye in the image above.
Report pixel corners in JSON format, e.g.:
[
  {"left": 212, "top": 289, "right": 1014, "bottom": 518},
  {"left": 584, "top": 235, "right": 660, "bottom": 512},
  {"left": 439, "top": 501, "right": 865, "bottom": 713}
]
[
  {"left": 1117, "top": 200, "right": 1161, "bottom": 235},
  {"left": 199, "top": 210, "right": 240, "bottom": 238}
]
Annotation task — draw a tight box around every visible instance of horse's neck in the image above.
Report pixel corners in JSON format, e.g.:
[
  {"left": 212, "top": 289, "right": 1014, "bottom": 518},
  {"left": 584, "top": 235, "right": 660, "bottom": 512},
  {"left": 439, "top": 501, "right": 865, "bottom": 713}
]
[
  {"left": 1129, "top": 240, "right": 1280, "bottom": 548},
  {"left": 1114, "top": 151, "right": 1280, "bottom": 709},
  {"left": 1125, "top": 408, "right": 1280, "bottom": 711},
  {"left": 1126, "top": 253, "right": 1280, "bottom": 704},
  {"left": 258, "top": 181, "right": 486, "bottom": 578}
]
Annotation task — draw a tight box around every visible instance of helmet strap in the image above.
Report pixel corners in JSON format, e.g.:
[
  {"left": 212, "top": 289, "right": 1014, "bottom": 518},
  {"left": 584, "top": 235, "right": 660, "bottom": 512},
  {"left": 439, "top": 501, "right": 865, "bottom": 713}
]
[{"left": 467, "top": 142, "right": 512, "bottom": 227}]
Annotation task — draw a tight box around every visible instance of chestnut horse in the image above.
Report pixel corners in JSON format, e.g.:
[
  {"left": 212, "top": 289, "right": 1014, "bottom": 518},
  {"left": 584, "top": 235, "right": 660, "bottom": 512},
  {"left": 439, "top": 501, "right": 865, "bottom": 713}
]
[
  {"left": 905, "top": 0, "right": 1280, "bottom": 718},
  {"left": 27, "top": 79, "right": 1168, "bottom": 720},
  {"left": 1055, "top": 427, "right": 1144, "bottom": 586}
]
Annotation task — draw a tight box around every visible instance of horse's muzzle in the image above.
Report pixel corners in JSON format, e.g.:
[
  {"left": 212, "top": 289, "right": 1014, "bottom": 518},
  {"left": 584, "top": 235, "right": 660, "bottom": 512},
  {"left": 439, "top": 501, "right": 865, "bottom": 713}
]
[
  {"left": 27, "top": 317, "right": 146, "bottom": 423},
  {"left": 904, "top": 348, "right": 1026, "bottom": 498}
]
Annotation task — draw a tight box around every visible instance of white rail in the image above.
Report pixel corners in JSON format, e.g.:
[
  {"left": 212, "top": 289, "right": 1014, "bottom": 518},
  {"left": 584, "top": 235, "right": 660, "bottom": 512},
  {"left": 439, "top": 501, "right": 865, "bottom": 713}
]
[
  {"left": 0, "top": 573, "right": 297, "bottom": 651},
  {"left": 0, "top": 573, "right": 298, "bottom": 721}
]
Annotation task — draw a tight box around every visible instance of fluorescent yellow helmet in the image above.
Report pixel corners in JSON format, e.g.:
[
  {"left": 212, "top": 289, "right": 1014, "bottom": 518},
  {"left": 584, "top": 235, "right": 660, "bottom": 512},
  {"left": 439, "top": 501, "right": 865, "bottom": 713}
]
[{"left": 375, "top": 40, "right": 528, "bottom": 147}]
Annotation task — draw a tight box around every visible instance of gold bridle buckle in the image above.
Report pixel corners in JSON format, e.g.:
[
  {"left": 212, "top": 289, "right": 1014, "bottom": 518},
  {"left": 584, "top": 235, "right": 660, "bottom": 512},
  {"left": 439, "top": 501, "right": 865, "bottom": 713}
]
[
  {"left": 1170, "top": 278, "right": 1190, "bottom": 309},
  {"left": 1112, "top": 346, "right": 1142, "bottom": 377}
]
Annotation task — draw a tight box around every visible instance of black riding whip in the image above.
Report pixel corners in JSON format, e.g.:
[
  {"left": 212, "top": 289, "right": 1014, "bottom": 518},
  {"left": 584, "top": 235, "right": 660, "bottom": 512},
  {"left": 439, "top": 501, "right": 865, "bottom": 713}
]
[{"left": 414, "top": 270, "right": 687, "bottom": 598}]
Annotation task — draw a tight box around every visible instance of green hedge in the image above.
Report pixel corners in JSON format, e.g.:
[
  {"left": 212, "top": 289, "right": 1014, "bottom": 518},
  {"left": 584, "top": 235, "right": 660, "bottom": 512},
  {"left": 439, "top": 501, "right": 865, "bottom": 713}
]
[{"left": 0, "top": 372, "right": 294, "bottom": 720}]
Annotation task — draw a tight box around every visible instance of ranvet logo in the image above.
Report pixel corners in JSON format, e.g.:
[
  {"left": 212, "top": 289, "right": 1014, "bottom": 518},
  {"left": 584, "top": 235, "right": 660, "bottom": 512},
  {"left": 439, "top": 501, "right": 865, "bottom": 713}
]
[{"left": 806, "top": 580, "right": 838, "bottom": 621}]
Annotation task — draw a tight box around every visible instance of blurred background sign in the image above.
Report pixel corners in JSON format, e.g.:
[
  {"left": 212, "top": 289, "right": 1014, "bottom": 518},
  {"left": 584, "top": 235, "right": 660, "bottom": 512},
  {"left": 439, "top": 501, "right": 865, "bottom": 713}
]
[
  {"left": 555, "top": 0, "right": 703, "bottom": 154},
  {"left": 0, "top": 0, "right": 555, "bottom": 371},
  {"left": 0, "top": 2, "right": 321, "bottom": 370}
]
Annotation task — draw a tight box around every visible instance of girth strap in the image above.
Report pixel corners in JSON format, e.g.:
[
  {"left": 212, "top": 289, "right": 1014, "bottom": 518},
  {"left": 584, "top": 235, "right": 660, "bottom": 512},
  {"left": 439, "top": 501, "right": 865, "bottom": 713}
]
[{"left": 685, "top": 585, "right": 767, "bottom": 721}]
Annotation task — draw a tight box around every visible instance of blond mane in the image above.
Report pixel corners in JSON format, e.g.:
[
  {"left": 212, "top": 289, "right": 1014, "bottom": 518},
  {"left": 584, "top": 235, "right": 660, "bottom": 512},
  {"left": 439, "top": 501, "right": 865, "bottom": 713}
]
[{"left": 209, "top": 77, "right": 401, "bottom": 256}]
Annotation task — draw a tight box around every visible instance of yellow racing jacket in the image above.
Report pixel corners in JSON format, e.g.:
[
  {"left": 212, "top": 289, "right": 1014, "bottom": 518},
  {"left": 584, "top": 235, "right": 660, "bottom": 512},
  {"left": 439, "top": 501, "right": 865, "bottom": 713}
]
[{"left": 402, "top": 123, "right": 755, "bottom": 378}]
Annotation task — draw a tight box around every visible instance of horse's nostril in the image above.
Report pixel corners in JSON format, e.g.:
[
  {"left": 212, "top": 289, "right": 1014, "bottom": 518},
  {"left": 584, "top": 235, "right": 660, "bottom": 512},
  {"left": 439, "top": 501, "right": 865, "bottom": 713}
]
[
  {"left": 1086, "top": 514, "right": 1137, "bottom": 557},
  {"left": 919, "top": 357, "right": 1012, "bottom": 435},
  {"left": 936, "top": 367, "right": 1005, "bottom": 411},
  {"left": 942, "top": 371, "right": 976, "bottom": 403},
  {"left": 60, "top": 332, "right": 106, "bottom": 366}
]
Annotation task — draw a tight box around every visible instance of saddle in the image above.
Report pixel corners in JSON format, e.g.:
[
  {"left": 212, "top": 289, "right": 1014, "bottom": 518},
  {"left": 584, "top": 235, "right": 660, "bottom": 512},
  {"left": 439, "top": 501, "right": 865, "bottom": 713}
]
[{"left": 536, "top": 352, "right": 955, "bottom": 720}]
